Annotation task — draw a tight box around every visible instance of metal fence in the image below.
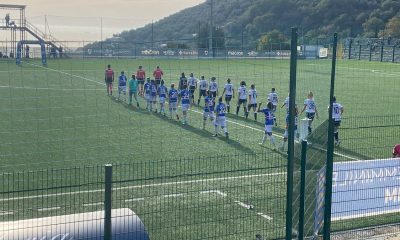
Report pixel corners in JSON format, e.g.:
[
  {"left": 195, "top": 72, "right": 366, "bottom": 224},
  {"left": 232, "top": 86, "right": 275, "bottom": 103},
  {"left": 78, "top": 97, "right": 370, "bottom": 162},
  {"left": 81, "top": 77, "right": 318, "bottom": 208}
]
[{"left": 0, "top": 152, "right": 288, "bottom": 240}]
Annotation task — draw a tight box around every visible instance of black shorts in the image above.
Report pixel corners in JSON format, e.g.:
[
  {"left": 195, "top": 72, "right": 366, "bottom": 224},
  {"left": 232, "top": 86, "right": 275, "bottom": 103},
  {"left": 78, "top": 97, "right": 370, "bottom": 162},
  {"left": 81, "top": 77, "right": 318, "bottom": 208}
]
[
  {"left": 306, "top": 112, "right": 316, "bottom": 120},
  {"left": 238, "top": 99, "right": 247, "bottom": 105},
  {"left": 210, "top": 91, "right": 217, "bottom": 98},
  {"left": 137, "top": 79, "right": 144, "bottom": 85},
  {"left": 189, "top": 86, "right": 196, "bottom": 94},
  {"left": 249, "top": 103, "right": 257, "bottom": 109},
  {"left": 199, "top": 89, "right": 207, "bottom": 97},
  {"left": 225, "top": 95, "right": 232, "bottom": 102},
  {"left": 155, "top": 79, "right": 161, "bottom": 85},
  {"left": 334, "top": 120, "right": 341, "bottom": 127}
]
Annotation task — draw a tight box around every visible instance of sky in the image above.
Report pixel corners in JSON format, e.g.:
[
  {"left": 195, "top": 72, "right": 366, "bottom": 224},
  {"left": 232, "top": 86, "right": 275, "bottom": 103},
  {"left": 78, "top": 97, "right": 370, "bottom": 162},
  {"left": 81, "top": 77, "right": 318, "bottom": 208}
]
[{"left": 0, "top": 0, "right": 205, "bottom": 42}]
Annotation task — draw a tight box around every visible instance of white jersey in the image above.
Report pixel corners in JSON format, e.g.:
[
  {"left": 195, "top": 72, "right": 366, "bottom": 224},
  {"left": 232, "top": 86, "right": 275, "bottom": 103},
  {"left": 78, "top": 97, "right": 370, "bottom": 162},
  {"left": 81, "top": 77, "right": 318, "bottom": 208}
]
[
  {"left": 248, "top": 89, "right": 257, "bottom": 104},
  {"left": 188, "top": 77, "right": 197, "bottom": 87},
  {"left": 238, "top": 86, "right": 247, "bottom": 100},
  {"left": 224, "top": 83, "right": 234, "bottom": 96},
  {"left": 268, "top": 92, "right": 278, "bottom": 106},
  {"left": 199, "top": 79, "right": 208, "bottom": 90},
  {"left": 209, "top": 81, "right": 218, "bottom": 92},
  {"left": 304, "top": 98, "right": 317, "bottom": 113},
  {"left": 331, "top": 102, "right": 343, "bottom": 121},
  {"left": 284, "top": 96, "right": 290, "bottom": 112}
]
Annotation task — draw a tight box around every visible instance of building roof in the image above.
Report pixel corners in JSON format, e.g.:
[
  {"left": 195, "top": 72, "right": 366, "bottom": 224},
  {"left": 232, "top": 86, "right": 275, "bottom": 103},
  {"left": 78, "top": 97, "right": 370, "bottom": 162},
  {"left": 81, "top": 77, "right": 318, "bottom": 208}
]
[{"left": 0, "top": 4, "right": 26, "bottom": 10}]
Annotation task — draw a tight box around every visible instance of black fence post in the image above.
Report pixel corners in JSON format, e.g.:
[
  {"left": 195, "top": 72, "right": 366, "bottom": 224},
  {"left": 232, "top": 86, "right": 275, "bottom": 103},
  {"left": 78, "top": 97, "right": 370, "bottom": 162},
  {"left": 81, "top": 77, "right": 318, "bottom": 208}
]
[
  {"left": 369, "top": 45, "right": 372, "bottom": 61},
  {"left": 298, "top": 140, "right": 307, "bottom": 240},
  {"left": 323, "top": 33, "right": 338, "bottom": 240},
  {"left": 380, "top": 41, "right": 384, "bottom": 62},
  {"left": 104, "top": 164, "right": 113, "bottom": 240},
  {"left": 392, "top": 46, "right": 396, "bottom": 63},
  {"left": 348, "top": 39, "right": 352, "bottom": 59},
  {"left": 358, "top": 45, "right": 362, "bottom": 60},
  {"left": 286, "top": 27, "right": 298, "bottom": 240}
]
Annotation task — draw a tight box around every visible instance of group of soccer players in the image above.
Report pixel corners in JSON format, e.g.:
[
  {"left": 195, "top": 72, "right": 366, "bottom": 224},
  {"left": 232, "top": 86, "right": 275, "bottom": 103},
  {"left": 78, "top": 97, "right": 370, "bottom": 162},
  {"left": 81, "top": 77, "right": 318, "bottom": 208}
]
[{"left": 105, "top": 64, "right": 345, "bottom": 149}]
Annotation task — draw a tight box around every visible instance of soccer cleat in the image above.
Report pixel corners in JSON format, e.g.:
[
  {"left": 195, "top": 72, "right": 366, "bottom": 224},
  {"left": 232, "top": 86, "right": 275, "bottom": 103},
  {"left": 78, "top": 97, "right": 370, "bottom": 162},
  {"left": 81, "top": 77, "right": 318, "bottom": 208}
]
[
  {"left": 225, "top": 132, "right": 229, "bottom": 138},
  {"left": 258, "top": 142, "right": 264, "bottom": 145},
  {"left": 176, "top": 115, "right": 180, "bottom": 121},
  {"left": 212, "top": 133, "right": 218, "bottom": 137}
]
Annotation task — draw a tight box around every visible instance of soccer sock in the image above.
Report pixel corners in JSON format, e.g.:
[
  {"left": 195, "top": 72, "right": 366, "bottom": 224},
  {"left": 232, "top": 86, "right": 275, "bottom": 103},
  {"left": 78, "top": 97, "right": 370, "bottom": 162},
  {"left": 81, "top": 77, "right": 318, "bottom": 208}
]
[
  {"left": 262, "top": 134, "right": 267, "bottom": 144},
  {"left": 223, "top": 126, "right": 227, "bottom": 134},
  {"left": 334, "top": 132, "right": 339, "bottom": 141},
  {"left": 269, "top": 135, "right": 276, "bottom": 146},
  {"left": 169, "top": 109, "right": 172, "bottom": 118},
  {"left": 308, "top": 126, "right": 312, "bottom": 134},
  {"left": 227, "top": 104, "right": 230, "bottom": 113},
  {"left": 203, "top": 120, "right": 206, "bottom": 129},
  {"left": 254, "top": 112, "right": 257, "bottom": 121},
  {"left": 214, "top": 125, "right": 218, "bottom": 134},
  {"left": 197, "top": 99, "right": 200, "bottom": 105},
  {"left": 236, "top": 106, "right": 240, "bottom": 115}
]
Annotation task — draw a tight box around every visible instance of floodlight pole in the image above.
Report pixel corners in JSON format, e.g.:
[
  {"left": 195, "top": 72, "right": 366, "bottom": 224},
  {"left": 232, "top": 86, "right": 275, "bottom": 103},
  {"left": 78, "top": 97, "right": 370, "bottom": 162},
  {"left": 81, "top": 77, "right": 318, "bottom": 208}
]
[
  {"left": 209, "top": 0, "right": 213, "bottom": 58},
  {"left": 323, "top": 32, "right": 338, "bottom": 240}
]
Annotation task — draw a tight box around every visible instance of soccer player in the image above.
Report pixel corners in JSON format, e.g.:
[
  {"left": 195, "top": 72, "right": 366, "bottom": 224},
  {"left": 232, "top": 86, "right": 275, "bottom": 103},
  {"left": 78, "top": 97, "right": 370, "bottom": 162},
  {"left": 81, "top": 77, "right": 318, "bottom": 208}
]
[
  {"left": 258, "top": 102, "right": 277, "bottom": 150},
  {"left": 197, "top": 76, "right": 208, "bottom": 105},
  {"left": 300, "top": 91, "right": 319, "bottom": 134},
  {"left": 104, "top": 64, "right": 114, "bottom": 96},
  {"left": 203, "top": 91, "right": 215, "bottom": 130},
  {"left": 136, "top": 66, "right": 146, "bottom": 96},
  {"left": 158, "top": 80, "right": 168, "bottom": 115},
  {"left": 248, "top": 84, "right": 258, "bottom": 121},
  {"left": 168, "top": 83, "right": 180, "bottom": 120},
  {"left": 179, "top": 86, "right": 191, "bottom": 125},
  {"left": 329, "top": 96, "right": 344, "bottom": 145},
  {"left": 144, "top": 78, "right": 151, "bottom": 111},
  {"left": 214, "top": 97, "right": 229, "bottom": 138},
  {"left": 221, "top": 78, "right": 234, "bottom": 113},
  {"left": 150, "top": 79, "right": 158, "bottom": 112},
  {"left": 281, "top": 93, "right": 290, "bottom": 113},
  {"left": 268, "top": 88, "right": 279, "bottom": 126},
  {"left": 179, "top": 72, "right": 188, "bottom": 92},
  {"left": 118, "top": 71, "right": 127, "bottom": 101},
  {"left": 128, "top": 74, "right": 140, "bottom": 108},
  {"left": 187, "top": 73, "right": 197, "bottom": 104},
  {"left": 393, "top": 144, "right": 400, "bottom": 158},
  {"left": 209, "top": 77, "right": 218, "bottom": 99},
  {"left": 280, "top": 104, "right": 299, "bottom": 151},
  {"left": 236, "top": 81, "right": 248, "bottom": 118},
  {"left": 153, "top": 66, "right": 164, "bottom": 87}
]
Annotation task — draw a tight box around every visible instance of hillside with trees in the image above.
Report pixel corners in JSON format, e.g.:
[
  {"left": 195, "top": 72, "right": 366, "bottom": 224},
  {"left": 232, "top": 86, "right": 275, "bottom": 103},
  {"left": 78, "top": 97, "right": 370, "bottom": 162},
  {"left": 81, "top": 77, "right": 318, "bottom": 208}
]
[{"left": 105, "top": 0, "right": 400, "bottom": 49}]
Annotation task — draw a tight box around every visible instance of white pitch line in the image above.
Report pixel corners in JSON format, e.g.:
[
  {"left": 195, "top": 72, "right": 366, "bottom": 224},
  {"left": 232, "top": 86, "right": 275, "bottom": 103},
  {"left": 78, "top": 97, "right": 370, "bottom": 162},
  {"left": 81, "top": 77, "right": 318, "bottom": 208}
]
[
  {"left": 257, "top": 212, "right": 273, "bottom": 220},
  {"left": 163, "top": 193, "right": 184, "bottom": 198},
  {"left": 200, "top": 190, "right": 227, "bottom": 197},
  {"left": 83, "top": 202, "right": 103, "bottom": 207},
  {"left": 124, "top": 198, "right": 145, "bottom": 202},
  {"left": 0, "top": 172, "right": 285, "bottom": 202},
  {"left": 234, "top": 201, "right": 253, "bottom": 209},
  {"left": 0, "top": 85, "right": 103, "bottom": 91},
  {"left": 37, "top": 207, "right": 61, "bottom": 212},
  {"left": 0, "top": 211, "right": 14, "bottom": 216}
]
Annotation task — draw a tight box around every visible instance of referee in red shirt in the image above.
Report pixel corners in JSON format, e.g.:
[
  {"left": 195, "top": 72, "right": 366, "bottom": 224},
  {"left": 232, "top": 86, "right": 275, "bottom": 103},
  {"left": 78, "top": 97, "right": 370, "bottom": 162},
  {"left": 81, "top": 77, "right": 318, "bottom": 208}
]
[
  {"left": 153, "top": 66, "right": 164, "bottom": 87},
  {"left": 136, "top": 66, "right": 146, "bottom": 96},
  {"left": 393, "top": 144, "right": 400, "bottom": 158},
  {"left": 105, "top": 64, "right": 114, "bottom": 96}
]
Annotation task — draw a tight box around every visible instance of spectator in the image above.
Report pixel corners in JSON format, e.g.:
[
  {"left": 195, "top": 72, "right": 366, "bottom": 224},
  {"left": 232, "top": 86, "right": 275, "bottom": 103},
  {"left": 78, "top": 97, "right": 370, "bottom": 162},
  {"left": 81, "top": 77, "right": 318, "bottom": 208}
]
[
  {"left": 393, "top": 144, "right": 400, "bottom": 158},
  {"left": 5, "top": 14, "right": 10, "bottom": 27}
]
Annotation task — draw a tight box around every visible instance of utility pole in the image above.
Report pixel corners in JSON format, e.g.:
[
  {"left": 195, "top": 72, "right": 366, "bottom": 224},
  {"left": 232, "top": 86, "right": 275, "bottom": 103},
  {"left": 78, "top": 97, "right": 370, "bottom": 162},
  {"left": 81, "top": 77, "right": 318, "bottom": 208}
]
[
  {"left": 151, "top": 20, "right": 154, "bottom": 48},
  {"left": 208, "top": 0, "right": 213, "bottom": 57}
]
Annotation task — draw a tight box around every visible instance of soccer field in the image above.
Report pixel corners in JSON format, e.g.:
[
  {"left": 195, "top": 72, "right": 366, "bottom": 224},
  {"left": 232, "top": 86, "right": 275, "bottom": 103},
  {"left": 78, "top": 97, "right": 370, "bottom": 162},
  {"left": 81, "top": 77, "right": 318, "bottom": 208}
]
[{"left": 0, "top": 57, "right": 399, "bottom": 239}]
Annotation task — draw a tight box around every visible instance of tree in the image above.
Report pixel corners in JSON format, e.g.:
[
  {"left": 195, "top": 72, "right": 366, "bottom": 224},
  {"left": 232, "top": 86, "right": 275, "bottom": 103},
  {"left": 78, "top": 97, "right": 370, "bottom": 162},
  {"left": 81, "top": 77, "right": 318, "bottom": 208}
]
[
  {"left": 196, "top": 24, "right": 225, "bottom": 49},
  {"left": 363, "top": 17, "right": 385, "bottom": 37},
  {"left": 384, "top": 16, "right": 400, "bottom": 38},
  {"left": 257, "top": 30, "right": 288, "bottom": 51}
]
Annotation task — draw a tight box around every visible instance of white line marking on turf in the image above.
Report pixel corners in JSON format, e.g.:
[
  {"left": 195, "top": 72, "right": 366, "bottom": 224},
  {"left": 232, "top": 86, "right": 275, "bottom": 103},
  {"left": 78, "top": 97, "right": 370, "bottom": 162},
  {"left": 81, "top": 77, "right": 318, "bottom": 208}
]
[
  {"left": 163, "top": 193, "right": 184, "bottom": 198},
  {"left": 257, "top": 212, "right": 273, "bottom": 220},
  {"left": 200, "top": 190, "right": 227, "bottom": 197},
  {"left": 234, "top": 201, "right": 253, "bottom": 209},
  {"left": 0, "top": 211, "right": 14, "bottom": 216},
  {"left": 0, "top": 85, "right": 104, "bottom": 91},
  {"left": 83, "top": 202, "right": 103, "bottom": 207},
  {"left": 37, "top": 207, "right": 61, "bottom": 212},
  {"left": 0, "top": 172, "right": 285, "bottom": 202},
  {"left": 25, "top": 63, "right": 360, "bottom": 161},
  {"left": 124, "top": 198, "right": 145, "bottom": 202}
]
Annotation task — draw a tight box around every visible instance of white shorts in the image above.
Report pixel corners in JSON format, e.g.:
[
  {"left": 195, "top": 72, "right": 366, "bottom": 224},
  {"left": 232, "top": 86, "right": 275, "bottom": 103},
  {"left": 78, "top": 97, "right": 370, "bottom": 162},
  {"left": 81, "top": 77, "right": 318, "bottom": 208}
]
[
  {"left": 145, "top": 94, "right": 151, "bottom": 101},
  {"left": 265, "top": 125, "right": 273, "bottom": 134},
  {"left": 151, "top": 96, "right": 157, "bottom": 102},
  {"left": 203, "top": 111, "right": 215, "bottom": 120},
  {"left": 159, "top": 97, "right": 166, "bottom": 104},
  {"left": 215, "top": 116, "right": 227, "bottom": 127},
  {"left": 169, "top": 102, "right": 178, "bottom": 109},
  {"left": 182, "top": 103, "right": 190, "bottom": 111},
  {"left": 118, "top": 86, "right": 126, "bottom": 94}
]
